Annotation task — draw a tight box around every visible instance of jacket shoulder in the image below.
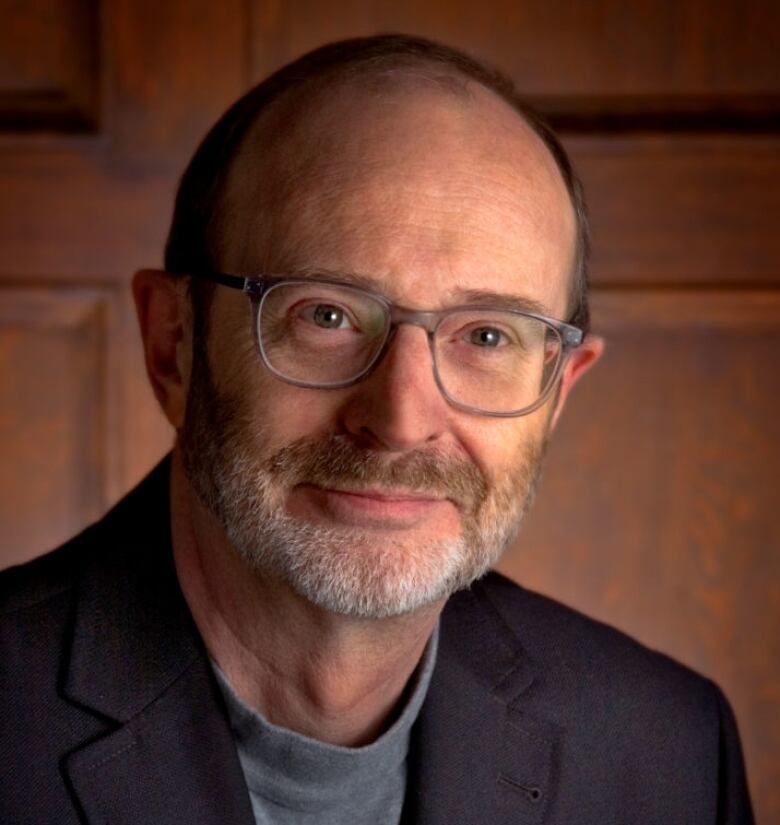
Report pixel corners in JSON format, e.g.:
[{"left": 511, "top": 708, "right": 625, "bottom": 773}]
[
  {"left": 456, "top": 572, "right": 754, "bottom": 821},
  {"left": 472, "top": 570, "right": 717, "bottom": 709},
  {"left": 0, "top": 528, "right": 93, "bottom": 616},
  {"left": 0, "top": 455, "right": 171, "bottom": 617}
]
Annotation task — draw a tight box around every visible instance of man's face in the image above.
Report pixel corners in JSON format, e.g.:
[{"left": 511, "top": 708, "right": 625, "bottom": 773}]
[{"left": 180, "top": 81, "right": 576, "bottom": 618}]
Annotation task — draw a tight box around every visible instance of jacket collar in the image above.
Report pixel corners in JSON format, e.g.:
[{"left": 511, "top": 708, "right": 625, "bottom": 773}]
[
  {"left": 405, "top": 577, "right": 560, "bottom": 825},
  {"left": 61, "top": 457, "right": 255, "bottom": 825}
]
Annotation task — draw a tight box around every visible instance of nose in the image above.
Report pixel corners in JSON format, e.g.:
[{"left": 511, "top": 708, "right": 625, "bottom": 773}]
[{"left": 339, "top": 323, "right": 449, "bottom": 451}]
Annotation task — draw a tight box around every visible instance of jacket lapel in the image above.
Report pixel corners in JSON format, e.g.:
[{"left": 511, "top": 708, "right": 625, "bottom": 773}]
[
  {"left": 61, "top": 459, "right": 255, "bottom": 825},
  {"left": 58, "top": 459, "right": 558, "bottom": 824},
  {"left": 405, "top": 578, "right": 561, "bottom": 825}
]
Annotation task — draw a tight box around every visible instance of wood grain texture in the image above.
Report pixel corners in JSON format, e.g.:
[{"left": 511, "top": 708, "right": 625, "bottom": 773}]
[
  {"left": 108, "top": 0, "right": 247, "bottom": 164},
  {"left": 0, "top": 155, "right": 178, "bottom": 280},
  {"left": 570, "top": 135, "right": 780, "bottom": 284},
  {"left": 500, "top": 288, "right": 780, "bottom": 816},
  {"left": 249, "top": 0, "right": 780, "bottom": 108},
  {"left": 0, "top": 0, "right": 100, "bottom": 131},
  {"left": 0, "top": 286, "right": 120, "bottom": 567}
]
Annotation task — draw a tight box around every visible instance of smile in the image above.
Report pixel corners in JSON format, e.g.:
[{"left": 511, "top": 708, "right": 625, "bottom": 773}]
[{"left": 293, "top": 483, "right": 456, "bottom": 530}]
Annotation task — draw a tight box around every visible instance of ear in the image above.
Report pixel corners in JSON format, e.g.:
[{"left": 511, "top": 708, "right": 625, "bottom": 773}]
[
  {"left": 549, "top": 334, "right": 605, "bottom": 431},
  {"left": 132, "top": 269, "right": 192, "bottom": 430}
]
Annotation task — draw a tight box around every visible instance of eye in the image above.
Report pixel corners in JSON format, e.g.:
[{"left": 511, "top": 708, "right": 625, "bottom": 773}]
[
  {"left": 468, "top": 326, "right": 506, "bottom": 347},
  {"left": 302, "top": 303, "right": 354, "bottom": 330}
]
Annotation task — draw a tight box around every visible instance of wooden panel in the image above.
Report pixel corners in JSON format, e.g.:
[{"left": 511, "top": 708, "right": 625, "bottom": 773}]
[
  {"left": 251, "top": 0, "right": 780, "bottom": 127},
  {"left": 570, "top": 135, "right": 780, "bottom": 284},
  {"left": 0, "top": 286, "right": 119, "bottom": 568},
  {"left": 0, "top": 155, "right": 177, "bottom": 280},
  {"left": 0, "top": 0, "right": 249, "bottom": 281},
  {"left": 499, "top": 289, "right": 780, "bottom": 818},
  {"left": 108, "top": 0, "right": 247, "bottom": 165},
  {"left": 0, "top": 0, "right": 100, "bottom": 131}
]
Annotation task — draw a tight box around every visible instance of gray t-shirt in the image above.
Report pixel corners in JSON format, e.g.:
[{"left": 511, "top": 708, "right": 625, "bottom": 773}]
[{"left": 212, "top": 625, "right": 438, "bottom": 825}]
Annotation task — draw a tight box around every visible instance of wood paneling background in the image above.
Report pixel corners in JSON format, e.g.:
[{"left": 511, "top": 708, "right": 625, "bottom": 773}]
[{"left": 0, "top": 1, "right": 777, "bottom": 819}]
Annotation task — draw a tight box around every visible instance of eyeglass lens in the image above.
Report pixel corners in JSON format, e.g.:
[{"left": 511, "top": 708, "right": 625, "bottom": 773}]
[{"left": 257, "top": 282, "right": 563, "bottom": 414}]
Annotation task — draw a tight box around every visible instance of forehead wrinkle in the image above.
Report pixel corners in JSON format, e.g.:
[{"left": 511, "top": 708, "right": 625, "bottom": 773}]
[
  {"left": 257, "top": 130, "right": 570, "bottom": 278},
  {"left": 268, "top": 163, "right": 567, "bottom": 258}
]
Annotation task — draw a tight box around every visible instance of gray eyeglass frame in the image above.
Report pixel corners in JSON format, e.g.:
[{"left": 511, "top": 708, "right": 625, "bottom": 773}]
[{"left": 188, "top": 270, "right": 585, "bottom": 418}]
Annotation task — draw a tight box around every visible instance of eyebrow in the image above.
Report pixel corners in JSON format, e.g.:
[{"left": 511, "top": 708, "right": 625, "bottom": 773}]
[
  {"left": 448, "top": 288, "right": 550, "bottom": 316},
  {"left": 279, "top": 266, "right": 552, "bottom": 317}
]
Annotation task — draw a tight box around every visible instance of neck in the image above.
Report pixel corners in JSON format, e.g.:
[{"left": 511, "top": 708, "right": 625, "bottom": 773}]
[{"left": 169, "top": 447, "right": 441, "bottom": 747}]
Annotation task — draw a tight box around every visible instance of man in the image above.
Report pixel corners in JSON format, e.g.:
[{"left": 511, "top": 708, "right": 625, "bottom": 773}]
[{"left": 1, "top": 34, "right": 753, "bottom": 824}]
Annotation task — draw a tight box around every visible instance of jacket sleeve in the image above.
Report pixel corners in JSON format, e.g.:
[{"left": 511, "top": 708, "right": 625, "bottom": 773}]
[{"left": 713, "top": 682, "right": 755, "bottom": 825}]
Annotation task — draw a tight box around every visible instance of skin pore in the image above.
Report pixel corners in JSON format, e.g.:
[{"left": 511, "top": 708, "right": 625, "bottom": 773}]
[{"left": 134, "top": 73, "right": 602, "bottom": 746}]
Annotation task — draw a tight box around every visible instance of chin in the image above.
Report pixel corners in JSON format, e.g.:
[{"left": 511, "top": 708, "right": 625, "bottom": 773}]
[{"left": 229, "top": 513, "right": 501, "bottom": 619}]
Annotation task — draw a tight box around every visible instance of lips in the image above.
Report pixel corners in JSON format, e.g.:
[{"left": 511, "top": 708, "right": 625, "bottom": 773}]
[
  {"left": 320, "top": 486, "right": 446, "bottom": 503},
  {"left": 292, "top": 482, "right": 456, "bottom": 530}
]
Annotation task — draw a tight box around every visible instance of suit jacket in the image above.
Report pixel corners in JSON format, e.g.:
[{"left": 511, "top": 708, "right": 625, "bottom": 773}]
[{"left": 0, "top": 458, "right": 754, "bottom": 824}]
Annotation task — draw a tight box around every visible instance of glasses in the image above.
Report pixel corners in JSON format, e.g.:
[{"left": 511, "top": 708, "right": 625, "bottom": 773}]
[{"left": 189, "top": 271, "right": 584, "bottom": 418}]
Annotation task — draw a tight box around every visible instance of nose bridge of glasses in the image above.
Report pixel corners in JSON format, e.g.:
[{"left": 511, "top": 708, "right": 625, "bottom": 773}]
[
  {"left": 368, "top": 307, "right": 439, "bottom": 391},
  {"left": 387, "top": 305, "right": 441, "bottom": 336}
]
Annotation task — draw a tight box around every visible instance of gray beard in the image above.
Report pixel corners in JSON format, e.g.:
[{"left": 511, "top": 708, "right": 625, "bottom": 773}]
[{"left": 180, "top": 347, "right": 546, "bottom": 619}]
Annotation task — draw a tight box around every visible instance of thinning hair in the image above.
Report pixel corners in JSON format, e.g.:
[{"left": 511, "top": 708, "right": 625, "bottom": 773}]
[{"left": 165, "top": 33, "right": 591, "bottom": 335}]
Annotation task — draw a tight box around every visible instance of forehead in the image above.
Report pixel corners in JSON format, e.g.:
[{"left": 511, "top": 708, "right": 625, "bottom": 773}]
[{"left": 215, "top": 76, "right": 576, "bottom": 316}]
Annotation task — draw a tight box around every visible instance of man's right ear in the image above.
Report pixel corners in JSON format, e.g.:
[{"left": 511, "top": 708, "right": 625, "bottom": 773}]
[{"left": 132, "top": 269, "right": 192, "bottom": 430}]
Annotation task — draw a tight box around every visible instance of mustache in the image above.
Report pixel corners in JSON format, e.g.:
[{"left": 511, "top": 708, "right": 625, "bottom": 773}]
[{"left": 262, "top": 434, "right": 488, "bottom": 512}]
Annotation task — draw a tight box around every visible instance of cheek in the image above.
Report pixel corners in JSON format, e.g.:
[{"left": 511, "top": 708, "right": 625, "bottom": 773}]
[
  {"left": 459, "top": 412, "right": 550, "bottom": 486},
  {"left": 204, "top": 295, "right": 259, "bottom": 396},
  {"left": 240, "top": 368, "right": 348, "bottom": 448}
]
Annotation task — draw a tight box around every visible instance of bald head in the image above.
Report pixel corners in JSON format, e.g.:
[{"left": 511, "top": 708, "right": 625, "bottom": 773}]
[
  {"left": 218, "top": 75, "right": 573, "bottom": 294},
  {"left": 166, "top": 34, "right": 590, "bottom": 332}
]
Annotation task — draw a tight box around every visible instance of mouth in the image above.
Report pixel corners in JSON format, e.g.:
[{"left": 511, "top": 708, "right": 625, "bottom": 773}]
[
  {"left": 292, "top": 483, "right": 457, "bottom": 530},
  {"left": 322, "top": 485, "right": 446, "bottom": 502}
]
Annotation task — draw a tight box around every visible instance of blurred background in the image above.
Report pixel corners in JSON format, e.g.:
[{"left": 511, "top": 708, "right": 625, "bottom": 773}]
[{"left": 0, "top": 0, "right": 778, "bottom": 819}]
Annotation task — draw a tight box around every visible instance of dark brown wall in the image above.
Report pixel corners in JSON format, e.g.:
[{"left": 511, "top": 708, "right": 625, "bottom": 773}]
[{"left": 0, "top": 1, "right": 777, "bottom": 819}]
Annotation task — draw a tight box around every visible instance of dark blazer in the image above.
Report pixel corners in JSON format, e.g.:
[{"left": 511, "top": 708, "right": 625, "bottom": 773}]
[{"left": 1, "top": 459, "right": 753, "bottom": 824}]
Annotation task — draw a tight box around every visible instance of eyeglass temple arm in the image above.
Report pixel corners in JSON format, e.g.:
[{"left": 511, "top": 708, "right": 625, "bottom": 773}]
[{"left": 188, "top": 270, "right": 249, "bottom": 291}]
